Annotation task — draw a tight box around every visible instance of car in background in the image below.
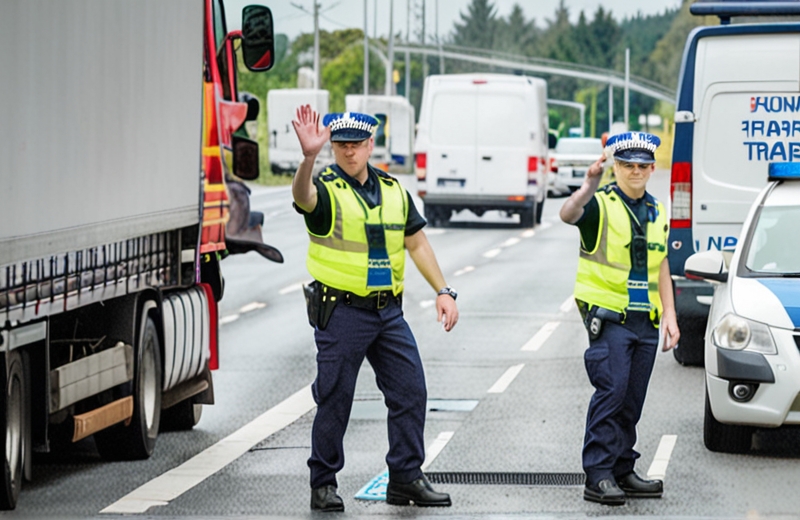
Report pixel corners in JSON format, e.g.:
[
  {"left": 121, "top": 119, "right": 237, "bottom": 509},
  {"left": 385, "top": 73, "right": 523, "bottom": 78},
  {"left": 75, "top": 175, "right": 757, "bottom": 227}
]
[
  {"left": 554, "top": 137, "right": 603, "bottom": 192},
  {"left": 684, "top": 162, "right": 800, "bottom": 454}
]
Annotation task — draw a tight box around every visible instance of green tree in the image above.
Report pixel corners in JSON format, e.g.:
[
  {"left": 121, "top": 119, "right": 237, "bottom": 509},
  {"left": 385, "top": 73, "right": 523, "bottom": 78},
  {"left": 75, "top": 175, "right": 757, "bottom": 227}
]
[
  {"left": 494, "top": 4, "right": 539, "bottom": 55},
  {"left": 452, "top": 0, "right": 498, "bottom": 50}
]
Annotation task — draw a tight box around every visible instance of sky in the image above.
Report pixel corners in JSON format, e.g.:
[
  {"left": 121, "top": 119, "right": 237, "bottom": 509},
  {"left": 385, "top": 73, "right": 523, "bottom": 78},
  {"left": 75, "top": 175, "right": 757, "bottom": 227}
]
[{"left": 226, "top": 0, "right": 682, "bottom": 40}]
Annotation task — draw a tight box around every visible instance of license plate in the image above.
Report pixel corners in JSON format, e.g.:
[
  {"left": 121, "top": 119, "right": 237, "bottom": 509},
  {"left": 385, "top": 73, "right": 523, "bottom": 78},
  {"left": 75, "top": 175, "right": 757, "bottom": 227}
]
[
  {"left": 573, "top": 169, "right": 586, "bottom": 178},
  {"left": 437, "top": 178, "right": 465, "bottom": 187}
]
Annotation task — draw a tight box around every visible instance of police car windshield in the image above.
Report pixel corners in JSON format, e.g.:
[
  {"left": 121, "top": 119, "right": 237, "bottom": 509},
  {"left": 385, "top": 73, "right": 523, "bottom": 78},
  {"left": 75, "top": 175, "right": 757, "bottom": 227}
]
[{"left": 744, "top": 206, "right": 800, "bottom": 275}]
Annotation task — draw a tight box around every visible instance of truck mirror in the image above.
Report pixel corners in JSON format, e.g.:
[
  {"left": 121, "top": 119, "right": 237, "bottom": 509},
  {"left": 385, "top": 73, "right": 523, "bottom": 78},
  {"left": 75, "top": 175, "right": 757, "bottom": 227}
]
[
  {"left": 233, "top": 135, "right": 260, "bottom": 180},
  {"left": 241, "top": 5, "right": 274, "bottom": 72}
]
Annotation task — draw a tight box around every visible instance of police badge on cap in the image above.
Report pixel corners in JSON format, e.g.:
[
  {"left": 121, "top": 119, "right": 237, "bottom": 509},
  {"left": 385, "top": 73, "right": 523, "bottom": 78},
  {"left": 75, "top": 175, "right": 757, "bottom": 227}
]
[
  {"left": 323, "top": 112, "right": 379, "bottom": 142},
  {"left": 606, "top": 131, "right": 661, "bottom": 164}
]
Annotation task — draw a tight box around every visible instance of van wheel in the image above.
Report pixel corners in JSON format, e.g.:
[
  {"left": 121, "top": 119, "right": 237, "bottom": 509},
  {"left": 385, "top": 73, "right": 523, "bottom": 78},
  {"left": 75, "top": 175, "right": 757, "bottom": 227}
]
[
  {"left": 95, "top": 314, "right": 162, "bottom": 460},
  {"left": 704, "top": 387, "right": 753, "bottom": 453},
  {"left": 0, "top": 351, "right": 26, "bottom": 511},
  {"left": 535, "top": 197, "right": 545, "bottom": 224},
  {"left": 520, "top": 207, "right": 535, "bottom": 228}
]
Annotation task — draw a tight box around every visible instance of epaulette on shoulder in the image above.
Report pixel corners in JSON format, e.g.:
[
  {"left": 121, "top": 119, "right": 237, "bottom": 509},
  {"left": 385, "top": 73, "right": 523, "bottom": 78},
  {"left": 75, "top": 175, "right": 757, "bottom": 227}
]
[
  {"left": 320, "top": 172, "right": 338, "bottom": 182},
  {"left": 600, "top": 182, "right": 617, "bottom": 194},
  {"left": 371, "top": 165, "right": 397, "bottom": 184}
]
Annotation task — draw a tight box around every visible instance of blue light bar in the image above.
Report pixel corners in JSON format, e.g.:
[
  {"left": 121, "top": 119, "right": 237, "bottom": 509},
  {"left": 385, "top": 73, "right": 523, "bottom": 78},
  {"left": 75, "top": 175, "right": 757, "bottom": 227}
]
[{"left": 768, "top": 162, "right": 800, "bottom": 181}]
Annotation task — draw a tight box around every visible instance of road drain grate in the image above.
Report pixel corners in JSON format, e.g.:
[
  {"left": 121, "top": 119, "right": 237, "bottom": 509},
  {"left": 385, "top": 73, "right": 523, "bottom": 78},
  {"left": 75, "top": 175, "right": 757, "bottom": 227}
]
[{"left": 426, "top": 472, "right": 585, "bottom": 486}]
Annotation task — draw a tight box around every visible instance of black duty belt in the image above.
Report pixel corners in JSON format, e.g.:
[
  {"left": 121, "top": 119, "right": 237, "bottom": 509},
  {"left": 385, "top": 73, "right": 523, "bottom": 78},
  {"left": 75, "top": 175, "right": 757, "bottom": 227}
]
[{"left": 343, "top": 290, "right": 402, "bottom": 310}]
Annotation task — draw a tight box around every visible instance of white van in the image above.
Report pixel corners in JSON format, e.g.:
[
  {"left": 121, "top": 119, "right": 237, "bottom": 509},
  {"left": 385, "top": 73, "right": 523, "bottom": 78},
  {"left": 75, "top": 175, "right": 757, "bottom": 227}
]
[
  {"left": 345, "top": 94, "right": 416, "bottom": 174},
  {"left": 668, "top": 4, "right": 800, "bottom": 365},
  {"left": 414, "top": 73, "right": 549, "bottom": 227},
  {"left": 267, "top": 88, "right": 331, "bottom": 175}
]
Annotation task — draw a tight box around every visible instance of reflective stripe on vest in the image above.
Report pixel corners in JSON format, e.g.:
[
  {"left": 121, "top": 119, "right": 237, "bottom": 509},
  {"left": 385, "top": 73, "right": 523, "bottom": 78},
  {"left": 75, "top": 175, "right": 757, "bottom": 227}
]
[
  {"left": 306, "top": 167, "right": 408, "bottom": 296},
  {"left": 574, "top": 188, "right": 668, "bottom": 324}
]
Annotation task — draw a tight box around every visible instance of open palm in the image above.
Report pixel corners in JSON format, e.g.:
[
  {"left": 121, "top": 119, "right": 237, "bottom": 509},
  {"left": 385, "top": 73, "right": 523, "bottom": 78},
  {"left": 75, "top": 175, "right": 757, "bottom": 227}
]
[{"left": 292, "top": 104, "right": 330, "bottom": 158}]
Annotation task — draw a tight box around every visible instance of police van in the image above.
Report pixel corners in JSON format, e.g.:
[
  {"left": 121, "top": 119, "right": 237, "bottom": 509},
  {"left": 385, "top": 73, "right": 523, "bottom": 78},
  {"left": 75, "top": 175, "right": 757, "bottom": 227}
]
[
  {"left": 414, "top": 73, "right": 549, "bottom": 228},
  {"left": 668, "top": 1, "right": 800, "bottom": 365}
]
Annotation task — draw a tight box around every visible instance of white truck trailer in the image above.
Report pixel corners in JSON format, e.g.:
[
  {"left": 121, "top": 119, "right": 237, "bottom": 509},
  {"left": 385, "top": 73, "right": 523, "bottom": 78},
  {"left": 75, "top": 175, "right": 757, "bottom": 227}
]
[{"left": 0, "top": 0, "right": 276, "bottom": 509}]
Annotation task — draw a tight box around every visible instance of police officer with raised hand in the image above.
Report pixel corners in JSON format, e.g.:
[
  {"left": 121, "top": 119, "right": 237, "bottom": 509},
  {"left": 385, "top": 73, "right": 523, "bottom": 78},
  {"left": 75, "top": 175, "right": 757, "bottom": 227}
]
[
  {"left": 291, "top": 104, "right": 458, "bottom": 512},
  {"left": 559, "top": 132, "right": 680, "bottom": 506}
]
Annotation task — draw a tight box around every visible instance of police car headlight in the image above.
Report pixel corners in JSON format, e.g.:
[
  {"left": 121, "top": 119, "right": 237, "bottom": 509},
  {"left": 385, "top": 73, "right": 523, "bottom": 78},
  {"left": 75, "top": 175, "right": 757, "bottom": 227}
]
[{"left": 712, "top": 313, "right": 776, "bottom": 354}]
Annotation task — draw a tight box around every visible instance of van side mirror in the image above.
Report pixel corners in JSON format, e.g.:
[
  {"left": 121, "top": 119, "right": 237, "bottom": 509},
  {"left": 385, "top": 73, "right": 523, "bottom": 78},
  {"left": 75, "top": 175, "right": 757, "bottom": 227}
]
[
  {"left": 684, "top": 250, "right": 729, "bottom": 283},
  {"left": 233, "top": 135, "right": 260, "bottom": 180},
  {"left": 241, "top": 5, "right": 274, "bottom": 72}
]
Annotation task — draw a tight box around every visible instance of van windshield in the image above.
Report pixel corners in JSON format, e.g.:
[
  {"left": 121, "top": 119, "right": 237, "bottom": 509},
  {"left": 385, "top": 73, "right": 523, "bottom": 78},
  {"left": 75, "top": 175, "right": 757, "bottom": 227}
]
[{"left": 744, "top": 205, "right": 800, "bottom": 275}]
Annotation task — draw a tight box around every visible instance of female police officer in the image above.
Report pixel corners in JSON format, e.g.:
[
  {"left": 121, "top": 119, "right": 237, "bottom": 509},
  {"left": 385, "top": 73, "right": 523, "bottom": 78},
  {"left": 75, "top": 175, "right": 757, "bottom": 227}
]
[
  {"left": 291, "top": 105, "right": 458, "bottom": 512},
  {"left": 559, "top": 132, "right": 680, "bottom": 506}
]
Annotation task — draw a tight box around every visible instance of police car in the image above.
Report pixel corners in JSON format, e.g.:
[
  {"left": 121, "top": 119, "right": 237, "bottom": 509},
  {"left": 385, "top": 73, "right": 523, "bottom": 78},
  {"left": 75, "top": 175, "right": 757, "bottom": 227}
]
[{"left": 684, "top": 163, "right": 800, "bottom": 454}]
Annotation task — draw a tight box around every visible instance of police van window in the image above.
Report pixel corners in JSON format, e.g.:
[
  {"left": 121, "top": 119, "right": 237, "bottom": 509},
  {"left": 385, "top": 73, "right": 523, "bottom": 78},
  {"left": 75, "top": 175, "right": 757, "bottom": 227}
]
[
  {"left": 477, "top": 94, "right": 527, "bottom": 147},
  {"left": 431, "top": 94, "right": 476, "bottom": 146},
  {"left": 744, "top": 206, "right": 800, "bottom": 274},
  {"left": 375, "top": 114, "right": 388, "bottom": 148}
]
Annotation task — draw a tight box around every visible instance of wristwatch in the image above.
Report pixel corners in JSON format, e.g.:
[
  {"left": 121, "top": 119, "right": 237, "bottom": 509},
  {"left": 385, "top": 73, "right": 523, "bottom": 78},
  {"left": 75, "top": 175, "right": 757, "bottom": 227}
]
[{"left": 437, "top": 286, "right": 458, "bottom": 300}]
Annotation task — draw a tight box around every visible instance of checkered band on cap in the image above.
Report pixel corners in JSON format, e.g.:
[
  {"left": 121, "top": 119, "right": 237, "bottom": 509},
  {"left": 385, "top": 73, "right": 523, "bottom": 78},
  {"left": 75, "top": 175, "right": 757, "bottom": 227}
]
[
  {"left": 606, "top": 131, "right": 661, "bottom": 155},
  {"left": 323, "top": 112, "right": 378, "bottom": 138}
]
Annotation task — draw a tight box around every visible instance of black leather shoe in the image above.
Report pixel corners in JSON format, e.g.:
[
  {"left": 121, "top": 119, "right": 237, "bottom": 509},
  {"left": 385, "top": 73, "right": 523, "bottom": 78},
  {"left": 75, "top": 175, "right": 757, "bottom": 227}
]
[
  {"left": 617, "top": 472, "right": 663, "bottom": 498},
  {"left": 584, "top": 479, "right": 626, "bottom": 506},
  {"left": 310, "top": 485, "right": 344, "bottom": 512},
  {"left": 386, "top": 475, "right": 451, "bottom": 507}
]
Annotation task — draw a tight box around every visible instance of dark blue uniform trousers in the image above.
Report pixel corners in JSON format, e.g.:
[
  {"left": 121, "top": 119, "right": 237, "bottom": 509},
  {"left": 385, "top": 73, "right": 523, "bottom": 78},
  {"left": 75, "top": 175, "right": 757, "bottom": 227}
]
[
  {"left": 582, "top": 311, "right": 659, "bottom": 487},
  {"left": 308, "top": 299, "right": 427, "bottom": 489}
]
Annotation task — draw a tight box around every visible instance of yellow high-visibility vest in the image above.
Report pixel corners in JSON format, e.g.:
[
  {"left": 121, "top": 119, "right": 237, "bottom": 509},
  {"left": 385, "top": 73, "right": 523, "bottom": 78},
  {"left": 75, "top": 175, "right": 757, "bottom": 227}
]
[
  {"left": 306, "top": 167, "right": 408, "bottom": 296},
  {"left": 574, "top": 187, "right": 669, "bottom": 324}
]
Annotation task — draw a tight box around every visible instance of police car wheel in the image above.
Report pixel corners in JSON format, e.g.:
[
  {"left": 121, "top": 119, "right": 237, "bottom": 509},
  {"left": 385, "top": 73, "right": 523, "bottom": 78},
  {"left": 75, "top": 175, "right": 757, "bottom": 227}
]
[{"left": 703, "top": 387, "right": 753, "bottom": 454}]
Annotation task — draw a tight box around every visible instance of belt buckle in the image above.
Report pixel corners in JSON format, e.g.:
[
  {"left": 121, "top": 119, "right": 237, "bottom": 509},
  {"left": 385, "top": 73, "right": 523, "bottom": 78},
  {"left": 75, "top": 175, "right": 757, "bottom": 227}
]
[{"left": 376, "top": 291, "right": 389, "bottom": 310}]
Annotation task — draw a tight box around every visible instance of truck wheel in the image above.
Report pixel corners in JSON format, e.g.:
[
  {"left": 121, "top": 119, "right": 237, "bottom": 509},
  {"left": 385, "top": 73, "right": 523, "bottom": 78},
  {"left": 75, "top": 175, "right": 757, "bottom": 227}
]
[
  {"left": 95, "top": 315, "right": 162, "bottom": 460},
  {"left": 704, "top": 388, "right": 753, "bottom": 454},
  {"left": 0, "top": 351, "right": 25, "bottom": 510},
  {"left": 161, "top": 400, "right": 202, "bottom": 431},
  {"left": 535, "top": 196, "right": 545, "bottom": 224}
]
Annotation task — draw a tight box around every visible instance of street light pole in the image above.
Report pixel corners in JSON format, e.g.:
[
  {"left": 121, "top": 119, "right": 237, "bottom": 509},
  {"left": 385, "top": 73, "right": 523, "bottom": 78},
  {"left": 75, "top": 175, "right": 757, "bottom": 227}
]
[
  {"left": 405, "top": 0, "right": 411, "bottom": 100},
  {"left": 387, "top": 0, "right": 394, "bottom": 96},
  {"left": 624, "top": 47, "right": 630, "bottom": 129},
  {"left": 313, "top": 1, "right": 320, "bottom": 89},
  {"left": 364, "top": 0, "right": 369, "bottom": 98}
]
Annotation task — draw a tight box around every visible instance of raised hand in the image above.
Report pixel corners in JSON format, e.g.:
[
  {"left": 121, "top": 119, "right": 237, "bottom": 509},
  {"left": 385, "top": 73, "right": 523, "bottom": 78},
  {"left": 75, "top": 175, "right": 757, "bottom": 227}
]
[
  {"left": 291, "top": 104, "right": 330, "bottom": 158},
  {"left": 586, "top": 154, "right": 607, "bottom": 179}
]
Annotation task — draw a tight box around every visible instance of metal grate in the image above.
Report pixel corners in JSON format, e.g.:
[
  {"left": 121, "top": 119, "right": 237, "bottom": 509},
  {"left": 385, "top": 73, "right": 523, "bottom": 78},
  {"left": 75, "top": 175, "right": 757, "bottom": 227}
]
[{"left": 426, "top": 472, "right": 585, "bottom": 486}]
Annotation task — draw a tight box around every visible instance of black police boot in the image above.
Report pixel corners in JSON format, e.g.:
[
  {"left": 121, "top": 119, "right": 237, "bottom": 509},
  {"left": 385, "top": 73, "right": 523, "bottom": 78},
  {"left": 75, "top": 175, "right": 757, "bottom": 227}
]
[
  {"left": 617, "top": 472, "right": 663, "bottom": 498},
  {"left": 583, "top": 478, "right": 626, "bottom": 506},
  {"left": 386, "top": 475, "right": 452, "bottom": 507},
  {"left": 310, "top": 485, "right": 345, "bottom": 512}
]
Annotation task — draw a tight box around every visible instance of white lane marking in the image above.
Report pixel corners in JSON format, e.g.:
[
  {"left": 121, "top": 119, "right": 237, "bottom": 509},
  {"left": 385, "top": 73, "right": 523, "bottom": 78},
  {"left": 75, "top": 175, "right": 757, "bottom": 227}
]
[
  {"left": 421, "top": 431, "right": 454, "bottom": 471},
  {"left": 560, "top": 295, "right": 575, "bottom": 314},
  {"left": 487, "top": 364, "right": 525, "bottom": 394},
  {"left": 483, "top": 248, "right": 502, "bottom": 259},
  {"left": 100, "top": 385, "right": 316, "bottom": 514},
  {"left": 240, "top": 302, "right": 266, "bottom": 313},
  {"left": 425, "top": 228, "right": 446, "bottom": 235},
  {"left": 520, "top": 230, "right": 535, "bottom": 238},
  {"left": 501, "top": 237, "right": 521, "bottom": 247},
  {"left": 279, "top": 281, "right": 308, "bottom": 295},
  {"left": 420, "top": 300, "right": 436, "bottom": 309},
  {"left": 647, "top": 434, "right": 677, "bottom": 480},
  {"left": 539, "top": 222, "right": 552, "bottom": 230},
  {"left": 521, "top": 321, "right": 560, "bottom": 352},
  {"left": 454, "top": 265, "right": 475, "bottom": 277},
  {"left": 219, "top": 315, "right": 239, "bottom": 325}
]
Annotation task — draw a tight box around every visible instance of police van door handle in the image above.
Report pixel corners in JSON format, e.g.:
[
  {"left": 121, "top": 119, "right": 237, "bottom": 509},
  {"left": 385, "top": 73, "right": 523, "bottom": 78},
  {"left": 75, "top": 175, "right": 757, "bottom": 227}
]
[{"left": 482, "top": 156, "right": 492, "bottom": 161}]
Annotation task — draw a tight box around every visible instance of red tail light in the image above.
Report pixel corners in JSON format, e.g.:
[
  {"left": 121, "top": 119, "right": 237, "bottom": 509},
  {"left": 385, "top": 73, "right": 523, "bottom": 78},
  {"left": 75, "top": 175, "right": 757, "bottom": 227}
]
[
  {"left": 415, "top": 153, "right": 427, "bottom": 181},
  {"left": 527, "top": 156, "right": 539, "bottom": 173},
  {"left": 670, "top": 161, "right": 692, "bottom": 229},
  {"left": 549, "top": 157, "right": 557, "bottom": 173}
]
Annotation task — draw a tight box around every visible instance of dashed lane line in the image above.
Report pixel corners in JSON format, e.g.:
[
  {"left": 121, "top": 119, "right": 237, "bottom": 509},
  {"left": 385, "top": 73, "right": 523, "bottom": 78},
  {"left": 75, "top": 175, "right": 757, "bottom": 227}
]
[
  {"left": 647, "top": 434, "right": 677, "bottom": 481},
  {"left": 422, "top": 431, "right": 455, "bottom": 471},
  {"left": 483, "top": 248, "right": 502, "bottom": 259},
  {"left": 520, "top": 321, "right": 560, "bottom": 352},
  {"left": 454, "top": 265, "right": 475, "bottom": 277},
  {"left": 560, "top": 295, "right": 575, "bottom": 314},
  {"left": 100, "top": 385, "right": 315, "bottom": 514},
  {"left": 487, "top": 364, "right": 525, "bottom": 394}
]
